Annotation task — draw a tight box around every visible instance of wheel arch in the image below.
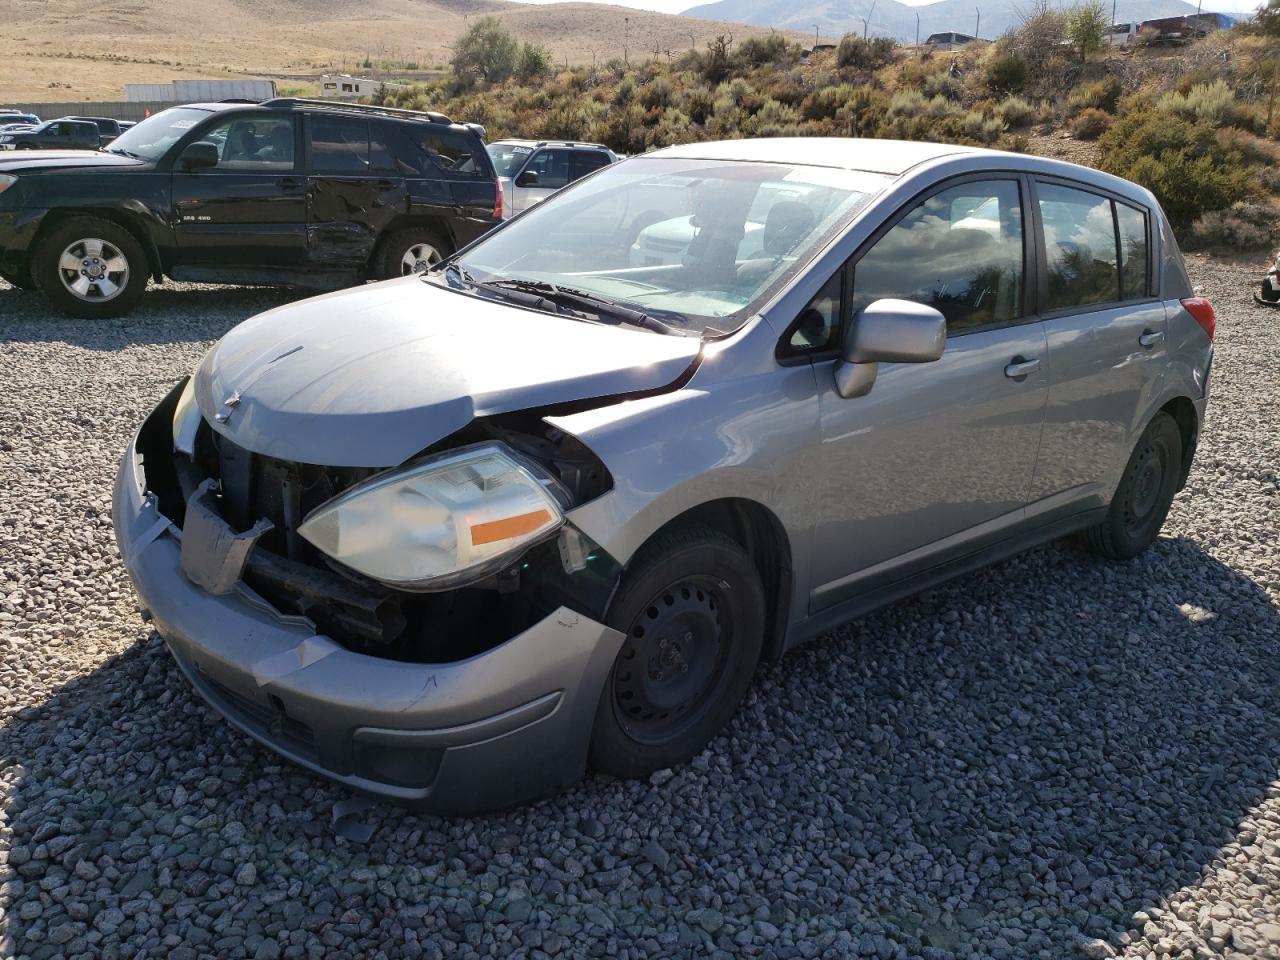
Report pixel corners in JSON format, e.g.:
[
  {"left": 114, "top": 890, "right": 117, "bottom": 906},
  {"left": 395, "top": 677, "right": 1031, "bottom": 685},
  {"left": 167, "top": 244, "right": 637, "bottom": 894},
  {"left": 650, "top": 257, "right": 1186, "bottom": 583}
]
[
  {"left": 1159, "top": 394, "right": 1199, "bottom": 490},
  {"left": 369, "top": 215, "right": 457, "bottom": 273},
  {"left": 33, "top": 206, "right": 164, "bottom": 281},
  {"left": 623, "top": 497, "right": 794, "bottom": 664}
]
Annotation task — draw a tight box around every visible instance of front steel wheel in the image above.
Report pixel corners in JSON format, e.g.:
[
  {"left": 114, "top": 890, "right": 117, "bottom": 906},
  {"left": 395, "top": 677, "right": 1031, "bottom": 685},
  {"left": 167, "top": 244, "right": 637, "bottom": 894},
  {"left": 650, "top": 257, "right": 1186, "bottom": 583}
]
[{"left": 590, "top": 527, "right": 764, "bottom": 779}]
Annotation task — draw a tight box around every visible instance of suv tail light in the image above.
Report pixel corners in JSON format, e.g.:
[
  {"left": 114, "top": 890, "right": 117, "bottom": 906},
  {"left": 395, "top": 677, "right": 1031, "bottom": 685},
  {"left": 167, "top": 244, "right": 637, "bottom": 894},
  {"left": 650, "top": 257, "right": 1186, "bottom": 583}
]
[
  {"left": 1182, "top": 297, "right": 1216, "bottom": 341},
  {"left": 493, "top": 186, "right": 503, "bottom": 220}
]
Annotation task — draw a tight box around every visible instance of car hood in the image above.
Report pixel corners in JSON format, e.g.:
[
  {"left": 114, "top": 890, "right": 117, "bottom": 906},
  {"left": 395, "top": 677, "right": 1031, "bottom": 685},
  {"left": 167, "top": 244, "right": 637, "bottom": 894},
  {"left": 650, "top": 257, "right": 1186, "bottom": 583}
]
[
  {"left": 0, "top": 150, "right": 146, "bottom": 173},
  {"left": 195, "top": 276, "right": 701, "bottom": 467}
]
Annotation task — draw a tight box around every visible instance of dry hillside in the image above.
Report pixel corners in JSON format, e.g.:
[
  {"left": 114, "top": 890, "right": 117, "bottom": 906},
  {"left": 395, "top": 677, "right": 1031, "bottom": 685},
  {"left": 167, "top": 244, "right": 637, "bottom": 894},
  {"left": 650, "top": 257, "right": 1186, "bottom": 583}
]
[{"left": 0, "top": 0, "right": 800, "bottom": 101}]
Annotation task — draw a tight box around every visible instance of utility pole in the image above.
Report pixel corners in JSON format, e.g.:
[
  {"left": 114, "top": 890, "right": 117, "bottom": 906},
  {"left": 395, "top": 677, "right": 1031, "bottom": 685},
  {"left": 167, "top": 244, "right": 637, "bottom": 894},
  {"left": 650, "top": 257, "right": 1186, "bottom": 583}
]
[
  {"left": 814, "top": 24, "right": 820, "bottom": 48},
  {"left": 867, "top": 0, "right": 877, "bottom": 38},
  {"left": 1111, "top": 0, "right": 1117, "bottom": 28},
  {"left": 975, "top": 7, "right": 981, "bottom": 39},
  {"left": 624, "top": 16, "right": 630, "bottom": 67},
  {"left": 916, "top": 12, "right": 920, "bottom": 45}
]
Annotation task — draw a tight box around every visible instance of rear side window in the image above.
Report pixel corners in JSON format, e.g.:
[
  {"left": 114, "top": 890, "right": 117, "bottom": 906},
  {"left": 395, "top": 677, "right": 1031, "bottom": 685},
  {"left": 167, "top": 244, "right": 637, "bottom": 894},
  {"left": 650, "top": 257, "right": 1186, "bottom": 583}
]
[
  {"left": 1117, "top": 203, "right": 1149, "bottom": 300},
  {"left": 1037, "top": 183, "right": 1119, "bottom": 311},
  {"left": 309, "top": 117, "right": 370, "bottom": 174},
  {"left": 569, "top": 151, "right": 611, "bottom": 181},
  {"left": 406, "top": 129, "right": 485, "bottom": 177},
  {"left": 852, "top": 179, "right": 1024, "bottom": 333}
]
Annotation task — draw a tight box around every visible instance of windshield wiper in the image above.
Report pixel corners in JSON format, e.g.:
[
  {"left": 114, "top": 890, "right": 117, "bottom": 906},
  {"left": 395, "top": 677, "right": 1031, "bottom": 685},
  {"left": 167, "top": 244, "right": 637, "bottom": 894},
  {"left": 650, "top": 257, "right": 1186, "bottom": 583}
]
[
  {"left": 476, "top": 278, "right": 690, "bottom": 336},
  {"left": 106, "top": 146, "right": 144, "bottom": 160}
]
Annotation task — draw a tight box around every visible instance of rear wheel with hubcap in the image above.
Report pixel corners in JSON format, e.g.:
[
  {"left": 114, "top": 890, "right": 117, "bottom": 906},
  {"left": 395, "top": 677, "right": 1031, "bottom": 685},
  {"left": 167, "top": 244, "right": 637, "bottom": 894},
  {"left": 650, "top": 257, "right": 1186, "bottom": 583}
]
[
  {"left": 589, "top": 527, "right": 764, "bottom": 779},
  {"left": 1081, "top": 410, "right": 1183, "bottom": 561},
  {"left": 33, "top": 216, "right": 148, "bottom": 318},
  {"left": 376, "top": 227, "right": 451, "bottom": 279}
]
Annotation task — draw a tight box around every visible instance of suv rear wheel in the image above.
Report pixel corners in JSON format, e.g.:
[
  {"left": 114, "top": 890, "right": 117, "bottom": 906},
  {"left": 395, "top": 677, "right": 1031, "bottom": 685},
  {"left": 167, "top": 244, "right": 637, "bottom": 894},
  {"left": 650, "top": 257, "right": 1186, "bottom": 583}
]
[
  {"left": 589, "top": 527, "right": 765, "bottom": 779},
  {"left": 33, "top": 216, "right": 148, "bottom": 318},
  {"left": 377, "top": 227, "right": 451, "bottom": 280}
]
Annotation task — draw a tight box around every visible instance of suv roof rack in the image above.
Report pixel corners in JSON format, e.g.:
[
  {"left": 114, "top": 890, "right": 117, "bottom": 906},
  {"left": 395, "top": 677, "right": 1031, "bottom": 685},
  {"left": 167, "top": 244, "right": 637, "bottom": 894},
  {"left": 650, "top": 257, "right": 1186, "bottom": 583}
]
[
  {"left": 259, "top": 98, "right": 453, "bottom": 126},
  {"left": 534, "top": 140, "right": 611, "bottom": 151}
]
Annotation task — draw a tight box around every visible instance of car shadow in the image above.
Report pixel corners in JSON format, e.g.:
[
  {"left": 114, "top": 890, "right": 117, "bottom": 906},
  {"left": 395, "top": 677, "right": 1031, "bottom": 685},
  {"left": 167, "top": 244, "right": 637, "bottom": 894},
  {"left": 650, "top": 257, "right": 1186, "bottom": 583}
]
[
  {"left": 0, "top": 282, "right": 305, "bottom": 349},
  {"left": 1, "top": 535, "right": 1277, "bottom": 956}
]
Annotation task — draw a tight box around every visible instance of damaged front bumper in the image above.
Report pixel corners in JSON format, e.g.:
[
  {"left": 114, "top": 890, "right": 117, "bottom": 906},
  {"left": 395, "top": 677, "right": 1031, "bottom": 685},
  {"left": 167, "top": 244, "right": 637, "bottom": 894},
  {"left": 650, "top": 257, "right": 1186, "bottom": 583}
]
[{"left": 112, "top": 422, "right": 625, "bottom": 815}]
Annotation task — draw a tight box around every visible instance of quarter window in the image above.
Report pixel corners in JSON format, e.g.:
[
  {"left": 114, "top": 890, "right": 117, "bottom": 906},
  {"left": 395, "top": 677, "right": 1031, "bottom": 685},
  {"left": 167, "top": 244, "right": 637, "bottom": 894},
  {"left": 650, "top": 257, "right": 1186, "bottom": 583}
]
[
  {"left": 309, "top": 117, "right": 370, "bottom": 174},
  {"left": 1037, "top": 183, "right": 1119, "bottom": 311},
  {"left": 409, "top": 130, "right": 484, "bottom": 176},
  {"left": 569, "top": 151, "right": 611, "bottom": 181},
  {"left": 1117, "top": 202, "right": 1149, "bottom": 300},
  {"left": 852, "top": 179, "right": 1024, "bottom": 333},
  {"left": 790, "top": 271, "right": 843, "bottom": 352}
]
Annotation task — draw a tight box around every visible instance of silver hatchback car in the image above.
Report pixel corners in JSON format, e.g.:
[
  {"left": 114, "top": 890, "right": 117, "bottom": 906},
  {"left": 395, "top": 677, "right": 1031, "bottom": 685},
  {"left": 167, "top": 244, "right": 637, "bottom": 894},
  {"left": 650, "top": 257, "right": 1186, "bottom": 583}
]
[{"left": 114, "top": 138, "right": 1214, "bottom": 814}]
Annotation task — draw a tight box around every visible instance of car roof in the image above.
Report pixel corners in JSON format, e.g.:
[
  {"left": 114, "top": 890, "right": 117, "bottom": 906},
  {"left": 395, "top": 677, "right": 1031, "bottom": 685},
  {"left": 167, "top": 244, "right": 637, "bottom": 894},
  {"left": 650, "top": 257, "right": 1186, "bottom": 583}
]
[{"left": 649, "top": 137, "right": 983, "bottom": 176}]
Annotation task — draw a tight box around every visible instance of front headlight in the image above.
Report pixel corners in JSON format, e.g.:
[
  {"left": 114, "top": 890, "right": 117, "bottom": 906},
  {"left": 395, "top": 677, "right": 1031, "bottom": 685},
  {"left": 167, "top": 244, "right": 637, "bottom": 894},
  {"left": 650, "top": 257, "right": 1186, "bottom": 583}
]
[
  {"left": 171, "top": 376, "right": 201, "bottom": 455},
  {"left": 298, "top": 443, "right": 568, "bottom": 591}
]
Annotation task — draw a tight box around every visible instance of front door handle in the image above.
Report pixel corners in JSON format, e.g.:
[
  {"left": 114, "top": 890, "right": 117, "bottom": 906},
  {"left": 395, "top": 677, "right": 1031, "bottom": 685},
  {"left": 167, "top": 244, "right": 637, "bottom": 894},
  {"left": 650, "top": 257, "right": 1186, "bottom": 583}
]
[
  {"left": 1139, "top": 329, "right": 1165, "bottom": 348},
  {"left": 1004, "top": 356, "right": 1040, "bottom": 379}
]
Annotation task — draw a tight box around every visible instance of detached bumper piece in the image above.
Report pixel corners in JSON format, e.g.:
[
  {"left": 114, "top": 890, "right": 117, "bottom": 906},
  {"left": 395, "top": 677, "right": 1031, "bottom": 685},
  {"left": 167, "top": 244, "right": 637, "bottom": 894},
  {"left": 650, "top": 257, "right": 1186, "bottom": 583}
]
[{"left": 113, "top": 423, "right": 625, "bottom": 814}]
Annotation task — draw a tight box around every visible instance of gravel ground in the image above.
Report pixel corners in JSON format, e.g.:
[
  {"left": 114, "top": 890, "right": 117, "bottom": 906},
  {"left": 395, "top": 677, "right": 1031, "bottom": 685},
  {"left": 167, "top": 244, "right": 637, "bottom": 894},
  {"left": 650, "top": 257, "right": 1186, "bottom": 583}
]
[{"left": 1, "top": 263, "right": 1278, "bottom": 960}]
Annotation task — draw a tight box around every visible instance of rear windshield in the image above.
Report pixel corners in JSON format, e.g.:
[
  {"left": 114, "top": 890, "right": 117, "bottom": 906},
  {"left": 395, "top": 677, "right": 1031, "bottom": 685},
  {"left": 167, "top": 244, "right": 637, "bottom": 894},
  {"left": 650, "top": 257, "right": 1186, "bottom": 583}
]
[
  {"left": 105, "top": 107, "right": 213, "bottom": 162},
  {"left": 487, "top": 142, "right": 533, "bottom": 177}
]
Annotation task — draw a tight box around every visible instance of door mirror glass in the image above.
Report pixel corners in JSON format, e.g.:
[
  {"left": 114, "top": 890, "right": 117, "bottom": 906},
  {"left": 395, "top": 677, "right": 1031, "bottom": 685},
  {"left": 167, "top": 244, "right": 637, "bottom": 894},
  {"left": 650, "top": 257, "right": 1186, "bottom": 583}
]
[
  {"left": 515, "top": 169, "right": 539, "bottom": 187},
  {"left": 834, "top": 299, "right": 946, "bottom": 399},
  {"left": 179, "top": 140, "right": 220, "bottom": 170}
]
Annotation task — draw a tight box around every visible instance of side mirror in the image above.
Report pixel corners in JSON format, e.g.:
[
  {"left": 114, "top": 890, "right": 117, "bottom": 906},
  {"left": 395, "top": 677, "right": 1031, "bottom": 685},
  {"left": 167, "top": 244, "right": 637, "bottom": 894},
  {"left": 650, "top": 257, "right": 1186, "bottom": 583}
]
[
  {"left": 834, "top": 299, "right": 946, "bottom": 399},
  {"left": 515, "top": 169, "right": 539, "bottom": 187},
  {"left": 179, "top": 140, "right": 220, "bottom": 170}
]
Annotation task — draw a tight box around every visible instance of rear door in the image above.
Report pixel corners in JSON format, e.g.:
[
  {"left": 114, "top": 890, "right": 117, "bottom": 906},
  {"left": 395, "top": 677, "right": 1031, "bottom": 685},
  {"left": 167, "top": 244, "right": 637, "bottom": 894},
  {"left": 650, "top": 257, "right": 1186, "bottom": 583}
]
[
  {"left": 304, "top": 115, "right": 406, "bottom": 269},
  {"left": 170, "top": 112, "right": 308, "bottom": 269},
  {"left": 396, "top": 125, "right": 497, "bottom": 247},
  {"left": 1025, "top": 179, "right": 1166, "bottom": 506}
]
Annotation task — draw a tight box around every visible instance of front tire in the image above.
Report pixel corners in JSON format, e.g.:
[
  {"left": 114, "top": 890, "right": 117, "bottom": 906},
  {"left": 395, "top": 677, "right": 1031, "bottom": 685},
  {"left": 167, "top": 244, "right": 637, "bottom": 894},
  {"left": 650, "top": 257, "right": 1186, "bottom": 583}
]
[
  {"left": 33, "top": 216, "right": 148, "bottom": 318},
  {"left": 589, "top": 527, "right": 765, "bottom": 779},
  {"left": 1081, "top": 411, "right": 1183, "bottom": 561},
  {"left": 376, "top": 227, "right": 451, "bottom": 280}
]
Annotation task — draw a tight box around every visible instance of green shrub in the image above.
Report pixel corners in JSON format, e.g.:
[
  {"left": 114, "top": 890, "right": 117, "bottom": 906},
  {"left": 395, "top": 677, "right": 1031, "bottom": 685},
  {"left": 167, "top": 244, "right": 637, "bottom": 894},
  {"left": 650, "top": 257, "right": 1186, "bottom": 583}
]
[
  {"left": 450, "top": 16, "right": 518, "bottom": 87},
  {"left": 985, "top": 52, "right": 1028, "bottom": 94},
  {"left": 515, "top": 43, "right": 553, "bottom": 82},
  {"left": 1070, "top": 107, "right": 1110, "bottom": 139},
  {"left": 735, "top": 34, "right": 801, "bottom": 68},
  {"left": 801, "top": 84, "right": 855, "bottom": 121},
  {"left": 837, "top": 35, "right": 896, "bottom": 70},
  {"left": 639, "top": 76, "right": 674, "bottom": 110},
  {"left": 1099, "top": 109, "right": 1251, "bottom": 226},
  {"left": 997, "top": 95, "right": 1037, "bottom": 128},
  {"left": 1068, "top": 76, "right": 1122, "bottom": 114},
  {"left": 922, "top": 71, "right": 962, "bottom": 100},
  {"left": 1159, "top": 79, "right": 1234, "bottom": 125}
]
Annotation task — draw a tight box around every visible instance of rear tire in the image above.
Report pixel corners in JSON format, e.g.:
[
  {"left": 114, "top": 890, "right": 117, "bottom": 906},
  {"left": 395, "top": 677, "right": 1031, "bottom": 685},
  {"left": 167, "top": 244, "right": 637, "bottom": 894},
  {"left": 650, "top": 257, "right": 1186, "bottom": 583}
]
[
  {"left": 33, "top": 216, "right": 148, "bottom": 318},
  {"left": 376, "top": 227, "right": 451, "bottom": 280},
  {"left": 1080, "top": 411, "right": 1182, "bottom": 561},
  {"left": 589, "top": 527, "right": 765, "bottom": 779}
]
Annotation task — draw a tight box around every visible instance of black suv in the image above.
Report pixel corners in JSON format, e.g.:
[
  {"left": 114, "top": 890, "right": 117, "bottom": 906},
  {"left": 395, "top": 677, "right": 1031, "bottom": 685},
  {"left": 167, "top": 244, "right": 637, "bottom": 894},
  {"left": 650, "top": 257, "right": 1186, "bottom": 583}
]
[
  {"left": 0, "top": 119, "right": 101, "bottom": 152},
  {"left": 0, "top": 99, "right": 501, "bottom": 317}
]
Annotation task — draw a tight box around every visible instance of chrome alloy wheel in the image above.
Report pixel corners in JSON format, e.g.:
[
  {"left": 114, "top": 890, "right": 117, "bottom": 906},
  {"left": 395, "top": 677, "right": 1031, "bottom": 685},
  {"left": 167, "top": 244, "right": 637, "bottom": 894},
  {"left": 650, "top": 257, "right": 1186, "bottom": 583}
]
[
  {"left": 400, "top": 242, "right": 441, "bottom": 275},
  {"left": 57, "top": 237, "right": 130, "bottom": 303}
]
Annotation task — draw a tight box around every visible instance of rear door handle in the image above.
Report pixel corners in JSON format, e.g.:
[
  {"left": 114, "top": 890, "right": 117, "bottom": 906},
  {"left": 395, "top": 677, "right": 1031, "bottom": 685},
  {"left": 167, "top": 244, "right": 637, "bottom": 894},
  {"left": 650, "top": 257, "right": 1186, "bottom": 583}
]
[
  {"left": 277, "top": 176, "right": 302, "bottom": 189},
  {"left": 1139, "top": 329, "right": 1165, "bottom": 348},
  {"left": 1004, "top": 356, "right": 1040, "bottom": 379}
]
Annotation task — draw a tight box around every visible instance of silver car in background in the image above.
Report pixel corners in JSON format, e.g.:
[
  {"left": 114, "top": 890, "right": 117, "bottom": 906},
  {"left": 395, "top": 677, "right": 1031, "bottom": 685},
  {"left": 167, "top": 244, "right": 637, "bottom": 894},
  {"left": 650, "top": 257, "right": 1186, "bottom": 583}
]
[
  {"left": 113, "top": 138, "right": 1214, "bottom": 814},
  {"left": 486, "top": 139, "right": 618, "bottom": 218}
]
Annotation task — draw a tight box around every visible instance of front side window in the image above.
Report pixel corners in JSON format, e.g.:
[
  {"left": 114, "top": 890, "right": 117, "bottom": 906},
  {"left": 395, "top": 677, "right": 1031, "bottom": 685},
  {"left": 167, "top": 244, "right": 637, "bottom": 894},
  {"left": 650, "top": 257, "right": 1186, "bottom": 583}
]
[
  {"left": 198, "top": 115, "right": 296, "bottom": 170},
  {"left": 1038, "top": 182, "right": 1119, "bottom": 311},
  {"left": 454, "top": 157, "right": 887, "bottom": 337},
  {"left": 524, "top": 149, "right": 570, "bottom": 188},
  {"left": 309, "top": 117, "right": 370, "bottom": 174},
  {"left": 853, "top": 179, "right": 1024, "bottom": 333}
]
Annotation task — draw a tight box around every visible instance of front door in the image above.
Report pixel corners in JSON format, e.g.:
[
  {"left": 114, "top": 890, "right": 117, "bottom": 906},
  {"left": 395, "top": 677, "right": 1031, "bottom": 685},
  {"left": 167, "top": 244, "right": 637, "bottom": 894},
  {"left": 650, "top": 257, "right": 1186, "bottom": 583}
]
[
  {"left": 512, "top": 147, "right": 570, "bottom": 214},
  {"left": 171, "top": 113, "right": 307, "bottom": 269},
  {"left": 304, "top": 115, "right": 406, "bottom": 270},
  {"left": 806, "top": 177, "right": 1049, "bottom": 612},
  {"left": 1027, "top": 180, "right": 1168, "bottom": 504}
]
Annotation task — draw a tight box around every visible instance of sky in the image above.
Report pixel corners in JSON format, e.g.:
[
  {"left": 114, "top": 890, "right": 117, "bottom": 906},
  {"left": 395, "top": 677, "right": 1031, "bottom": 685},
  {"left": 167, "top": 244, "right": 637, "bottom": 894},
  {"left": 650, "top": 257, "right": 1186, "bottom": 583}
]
[{"left": 514, "top": 0, "right": 1261, "bottom": 15}]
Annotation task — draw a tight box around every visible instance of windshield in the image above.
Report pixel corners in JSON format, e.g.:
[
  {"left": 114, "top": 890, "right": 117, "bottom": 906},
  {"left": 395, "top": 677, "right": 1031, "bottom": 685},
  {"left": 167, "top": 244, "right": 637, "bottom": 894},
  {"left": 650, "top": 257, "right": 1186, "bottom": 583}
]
[
  {"left": 487, "top": 142, "right": 534, "bottom": 177},
  {"left": 453, "top": 157, "right": 888, "bottom": 336},
  {"left": 106, "top": 107, "right": 212, "bottom": 161}
]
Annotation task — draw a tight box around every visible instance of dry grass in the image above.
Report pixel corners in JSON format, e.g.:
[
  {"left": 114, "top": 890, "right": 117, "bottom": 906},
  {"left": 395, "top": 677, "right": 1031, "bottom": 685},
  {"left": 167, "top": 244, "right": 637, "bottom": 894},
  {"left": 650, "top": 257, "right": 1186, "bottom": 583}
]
[{"left": 0, "top": 0, "right": 801, "bottom": 101}]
